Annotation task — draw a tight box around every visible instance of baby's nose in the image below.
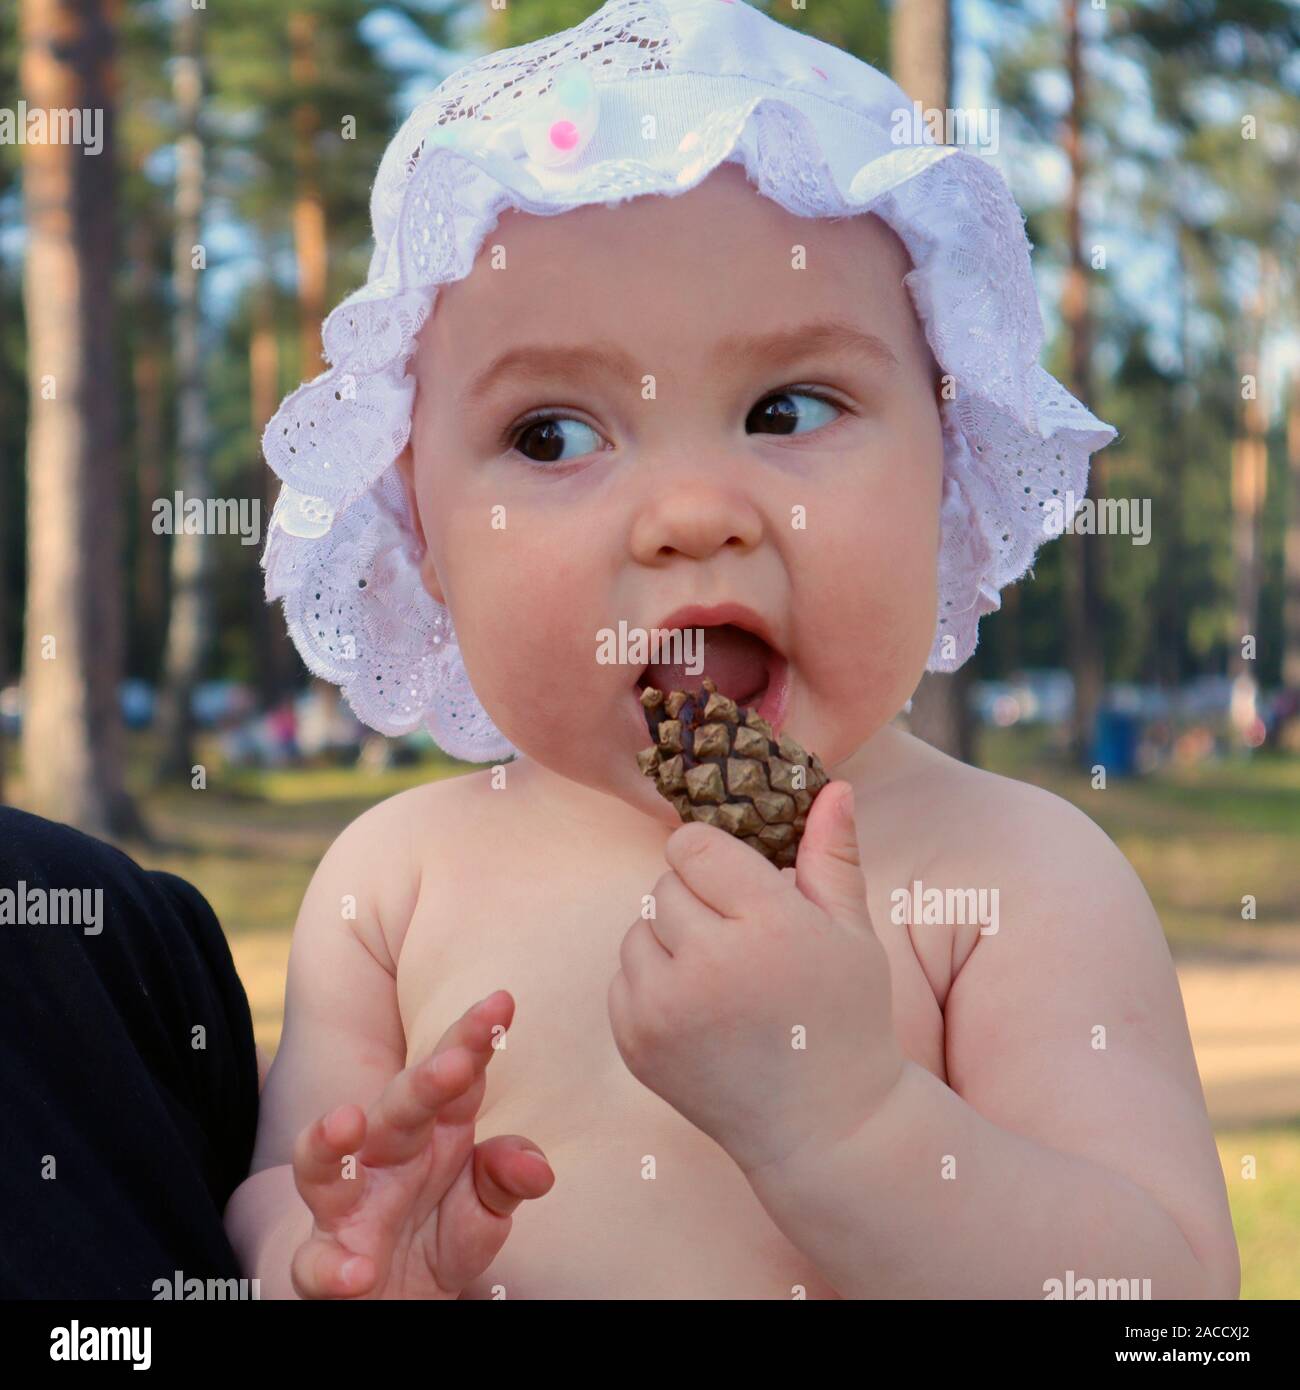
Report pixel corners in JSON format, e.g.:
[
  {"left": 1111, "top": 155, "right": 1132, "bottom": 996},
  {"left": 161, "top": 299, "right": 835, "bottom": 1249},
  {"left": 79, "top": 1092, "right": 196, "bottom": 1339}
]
[{"left": 628, "top": 472, "right": 764, "bottom": 564}]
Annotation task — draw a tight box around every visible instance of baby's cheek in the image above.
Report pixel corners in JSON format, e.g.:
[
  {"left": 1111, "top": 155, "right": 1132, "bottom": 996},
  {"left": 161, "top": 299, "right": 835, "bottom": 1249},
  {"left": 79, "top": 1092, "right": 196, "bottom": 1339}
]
[
  {"left": 795, "top": 472, "right": 939, "bottom": 718},
  {"left": 438, "top": 522, "right": 598, "bottom": 741}
]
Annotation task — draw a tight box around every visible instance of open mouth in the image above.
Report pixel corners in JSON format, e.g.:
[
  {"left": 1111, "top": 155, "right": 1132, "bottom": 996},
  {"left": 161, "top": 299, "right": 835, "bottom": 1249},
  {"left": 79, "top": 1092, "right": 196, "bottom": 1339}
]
[{"left": 633, "top": 613, "right": 790, "bottom": 729}]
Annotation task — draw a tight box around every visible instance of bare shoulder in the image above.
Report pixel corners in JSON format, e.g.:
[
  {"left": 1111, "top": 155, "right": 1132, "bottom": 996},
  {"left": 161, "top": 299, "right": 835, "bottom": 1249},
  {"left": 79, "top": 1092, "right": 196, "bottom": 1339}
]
[
  {"left": 342, "top": 763, "right": 491, "bottom": 840},
  {"left": 896, "top": 725, "right": 1123, "bottom": 854},
  {"left": 884, "top": 733, "right": 1149, "bottom": 980},
  {"left": 884, "top": 734, "right": 1186, "bottom": 1055},
  {"left": 340, "top": 761, "right": 511, "bottom": 846},
  {"left": 319, "top": 766, "right": 495, "bottom": 963}
]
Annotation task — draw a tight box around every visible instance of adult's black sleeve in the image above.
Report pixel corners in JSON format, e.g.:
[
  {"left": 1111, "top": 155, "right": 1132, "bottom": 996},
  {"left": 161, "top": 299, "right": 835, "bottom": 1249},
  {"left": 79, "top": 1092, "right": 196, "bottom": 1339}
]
[{"left": 0, "top": 806, "right": 260, "bottom": 1299}]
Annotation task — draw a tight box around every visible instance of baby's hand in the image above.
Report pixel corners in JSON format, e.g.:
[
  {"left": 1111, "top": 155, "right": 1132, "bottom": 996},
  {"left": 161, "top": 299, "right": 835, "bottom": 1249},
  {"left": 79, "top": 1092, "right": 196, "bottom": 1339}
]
[
  {"left": 289, "top": 991, "right": 553, "bottom": 1299},
  {"left": 609, "top": 783, "right": 904, "bottom": 1177}
]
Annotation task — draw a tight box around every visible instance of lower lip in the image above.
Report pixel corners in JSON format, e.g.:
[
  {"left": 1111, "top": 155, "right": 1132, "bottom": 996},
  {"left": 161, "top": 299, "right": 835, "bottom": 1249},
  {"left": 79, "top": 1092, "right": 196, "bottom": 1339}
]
[
  {"left": 753, "top": 653, "right": 791, "bottom": 731},
  {"left": 629, "top": 653, "right": 792, "bottom": 739}
]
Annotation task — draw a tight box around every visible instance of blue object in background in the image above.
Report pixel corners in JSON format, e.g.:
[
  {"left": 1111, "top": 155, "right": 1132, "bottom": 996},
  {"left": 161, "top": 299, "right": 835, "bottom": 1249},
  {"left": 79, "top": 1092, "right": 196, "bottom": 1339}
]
[
  {"left": 1090, "top": 709, "right": 1139, "bottom": 777},
  {"left": 119, "top": 679, "right": 156, "bottom": 730}
]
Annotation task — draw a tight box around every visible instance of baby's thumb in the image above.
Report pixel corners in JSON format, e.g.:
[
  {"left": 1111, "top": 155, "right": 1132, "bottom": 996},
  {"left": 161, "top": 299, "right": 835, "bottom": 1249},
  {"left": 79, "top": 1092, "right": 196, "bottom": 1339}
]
[{"left": 794, "top": 782, "right": 868, "bottom": 921}]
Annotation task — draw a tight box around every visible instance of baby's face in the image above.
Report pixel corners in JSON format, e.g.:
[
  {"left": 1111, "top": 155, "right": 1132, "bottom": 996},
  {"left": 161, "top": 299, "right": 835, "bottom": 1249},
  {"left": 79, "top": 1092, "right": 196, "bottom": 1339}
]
[{"left": 399, "top": 162, "right": 943, "bottom": 821}]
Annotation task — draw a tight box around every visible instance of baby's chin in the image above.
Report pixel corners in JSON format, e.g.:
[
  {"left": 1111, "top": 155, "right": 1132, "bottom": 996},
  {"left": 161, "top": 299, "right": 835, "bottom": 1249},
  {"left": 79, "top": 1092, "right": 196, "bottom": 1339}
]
[
  {"left": 492, "top": 729, "right": 683, "bottom": 833},
  {"left": 795, "top": 686, "right": 905, "bottom": 766}
]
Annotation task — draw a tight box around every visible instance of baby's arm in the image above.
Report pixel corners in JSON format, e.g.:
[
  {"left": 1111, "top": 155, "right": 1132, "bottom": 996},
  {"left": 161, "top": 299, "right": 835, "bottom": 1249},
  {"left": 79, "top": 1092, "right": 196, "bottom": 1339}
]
[
  {"left": 223, "top": 792, "right": 552, "bottom": 1298},
  {"left": 744, "top": 782, "right": 1240, "bottom": 1299},
  {"left": 223, "top": 799, "right": 413, "bottom": 1294}
]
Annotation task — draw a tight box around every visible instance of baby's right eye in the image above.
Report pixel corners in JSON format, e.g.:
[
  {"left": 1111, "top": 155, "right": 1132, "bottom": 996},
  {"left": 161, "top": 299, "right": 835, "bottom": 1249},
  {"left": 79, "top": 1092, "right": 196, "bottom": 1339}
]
[{"left": 511, "top": 414, "right": 605, "bottom": 466}]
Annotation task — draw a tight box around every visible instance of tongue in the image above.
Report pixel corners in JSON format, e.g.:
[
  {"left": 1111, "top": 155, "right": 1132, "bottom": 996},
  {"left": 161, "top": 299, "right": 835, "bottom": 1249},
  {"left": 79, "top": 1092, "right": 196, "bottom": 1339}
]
[{"left": 643, "top": 625, "right": 771, "bottom": 703}]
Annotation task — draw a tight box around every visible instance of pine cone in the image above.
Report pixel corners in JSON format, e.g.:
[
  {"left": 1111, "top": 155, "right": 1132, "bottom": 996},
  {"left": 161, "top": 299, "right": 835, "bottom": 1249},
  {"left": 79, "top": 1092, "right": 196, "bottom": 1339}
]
[{"left": 637, "top": 677, "right": 829, "bottom": 867}]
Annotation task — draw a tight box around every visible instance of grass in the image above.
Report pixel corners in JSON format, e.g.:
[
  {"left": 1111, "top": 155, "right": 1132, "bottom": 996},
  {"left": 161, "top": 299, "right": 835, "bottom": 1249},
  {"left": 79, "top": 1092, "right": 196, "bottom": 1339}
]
[
  {"left": 1219, "top": 1126, "right": 1300, "bottom": 1300},
  {"left": 114, "top": 735, "right": 469, "bottom": 941},
  {"left": 978, "top": 728, "right": 1300, "bottom": 954}
]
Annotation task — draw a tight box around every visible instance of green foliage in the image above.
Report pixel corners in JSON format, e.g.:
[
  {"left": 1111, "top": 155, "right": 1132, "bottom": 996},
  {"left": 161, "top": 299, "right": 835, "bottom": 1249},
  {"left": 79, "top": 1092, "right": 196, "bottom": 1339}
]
[
  {"left": 485, "top": 0, "right": 889, "bottom": 72},
  {"left": 760, "top": 0, "right": 890, "bottom": 71},
  {"left": 985, "top": 0, "right": 1298, "bottom": 686}
]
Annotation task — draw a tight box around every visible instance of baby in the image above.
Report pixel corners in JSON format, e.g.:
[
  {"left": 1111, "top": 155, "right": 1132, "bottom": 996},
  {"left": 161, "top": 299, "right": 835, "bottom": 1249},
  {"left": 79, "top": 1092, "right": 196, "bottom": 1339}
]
[{"left": 224, "top": 0, "right": 1239, "bottom": 1299}]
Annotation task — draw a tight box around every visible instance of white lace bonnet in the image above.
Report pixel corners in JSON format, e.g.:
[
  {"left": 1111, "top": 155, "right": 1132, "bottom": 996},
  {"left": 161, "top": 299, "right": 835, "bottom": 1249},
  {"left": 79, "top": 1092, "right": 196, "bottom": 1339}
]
[{"left": 260, "top": 0, "right": 1116, "bottom": 763}]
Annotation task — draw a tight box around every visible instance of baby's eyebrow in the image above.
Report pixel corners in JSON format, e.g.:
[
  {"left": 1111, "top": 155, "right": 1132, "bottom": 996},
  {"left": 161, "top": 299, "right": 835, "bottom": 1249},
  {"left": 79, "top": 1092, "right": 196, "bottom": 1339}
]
[
  {"left": 713, "top": 320, "right": 901, "bottom": 376},
  {"left": 462, "top": 342, "right": 639, "bottom": 407},
  {"left": 460, "top": 318, "right": 899, "bottom": 406}
]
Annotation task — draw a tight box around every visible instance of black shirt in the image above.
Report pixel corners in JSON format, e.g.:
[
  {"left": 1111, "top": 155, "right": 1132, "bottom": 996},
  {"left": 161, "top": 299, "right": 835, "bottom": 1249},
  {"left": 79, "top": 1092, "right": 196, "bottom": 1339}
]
[{"left": 0, "top": 806, "right": 259, "bottom": 1298}]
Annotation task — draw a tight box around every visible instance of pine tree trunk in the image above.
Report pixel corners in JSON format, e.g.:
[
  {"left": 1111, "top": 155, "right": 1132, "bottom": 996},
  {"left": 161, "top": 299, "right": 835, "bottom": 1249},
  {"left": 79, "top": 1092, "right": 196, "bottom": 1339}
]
[
  {"left": 250, "top": 273, "right": 294, "bottom": 707},
  {"left": 1227, "top": 261, "right": 1272, "bottom": 744},
  {"left": 889, "top": 0, "right": 976, "bottom": 762},
  {"left": 155, "top": 0, "right": 211, "bottom": 780},
  {"left": 1001, "top": 584, "right": 1021, "bottom": 674},
  {"left": 289, "top": 10, "right": 327, "bottom": 380},
  {"left": 287, "top": 10, "right": 340, "bottom": 723},
  {"left": 1283, "top": 374, "right": 1300, "bottom": 693},
  {"left": 1157, "top": 229, "right": 1194, "bottom": 691},
  {"left": 1061, "top": 0, "right": 1104, "bottom": 763},
  {"left": 890, "top": 0, "right": 950, "bottom": 114},
  {"left": 129, "top": 214, "right": 165, "bottom": 667},
  {"left": 19, "top": 0, "right": 139, "bottom": 836}
]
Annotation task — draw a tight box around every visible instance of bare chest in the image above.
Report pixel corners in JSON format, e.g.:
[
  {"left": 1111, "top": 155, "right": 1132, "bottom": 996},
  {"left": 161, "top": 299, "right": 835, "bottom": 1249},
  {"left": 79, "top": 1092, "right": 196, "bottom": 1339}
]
[{"left": 397, "top": 839, "right": 947, "bottom": 1299}]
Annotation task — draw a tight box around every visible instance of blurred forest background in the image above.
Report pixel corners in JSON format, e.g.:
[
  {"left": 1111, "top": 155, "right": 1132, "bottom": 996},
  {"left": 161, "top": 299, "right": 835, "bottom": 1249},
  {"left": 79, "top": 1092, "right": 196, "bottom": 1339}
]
[{"left": 1, "top": 0, "right": 1299, "bottom": 1296}]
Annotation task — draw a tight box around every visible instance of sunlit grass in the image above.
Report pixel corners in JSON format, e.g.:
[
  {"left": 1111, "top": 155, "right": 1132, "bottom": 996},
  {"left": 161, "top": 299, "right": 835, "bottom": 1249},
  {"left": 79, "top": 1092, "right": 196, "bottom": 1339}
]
[
  {"left": 121, "top": 746, "right": 476, "bottom": 938},
  {"left": 1218, "top": 1126, "right": 1300, "bottom": 1300},
  {"left": 979, "top": 729, "right": 1300, "bottom": 947},
  {"left": 221, "top": 757, "right": 462, "bottom": 805}
]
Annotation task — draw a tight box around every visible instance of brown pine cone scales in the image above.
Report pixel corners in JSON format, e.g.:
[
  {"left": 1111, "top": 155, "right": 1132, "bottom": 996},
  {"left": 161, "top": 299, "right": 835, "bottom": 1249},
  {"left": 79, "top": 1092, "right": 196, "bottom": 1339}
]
[{"left": 637, "top": 677, "right": 829, "bottom": 867}]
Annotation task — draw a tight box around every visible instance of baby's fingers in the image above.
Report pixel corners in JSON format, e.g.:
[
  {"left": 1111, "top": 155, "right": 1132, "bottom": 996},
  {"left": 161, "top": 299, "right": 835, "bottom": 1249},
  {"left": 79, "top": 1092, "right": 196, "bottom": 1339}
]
[
  {"left": 361, "top": 1044, "right": 479, "bottom": 1168},
  {"left": 429, "top": 990, "right": 515, "bottom": 1078},
  {"left": 291, "top": 1234, "right": 376, "bottom": 1300},
  {"left": 432, "top": 1136, "right": 555, "bottom": 1292},
  {"left": 293, "top": 1103, "right": 369, "bottom": 1232},
  {"left": 473, "top": 1134, "right": 556, "bottom": 1214}
]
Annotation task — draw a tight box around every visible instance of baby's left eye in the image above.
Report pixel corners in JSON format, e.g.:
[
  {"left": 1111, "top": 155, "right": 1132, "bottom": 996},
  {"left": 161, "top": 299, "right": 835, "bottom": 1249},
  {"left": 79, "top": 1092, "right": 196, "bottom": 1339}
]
[
  {"left": 511, "top": 415, "right": 605, "bottom": 465},
  {"left": 746, "top": 390, "right": 841, "bottom": 437}
]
